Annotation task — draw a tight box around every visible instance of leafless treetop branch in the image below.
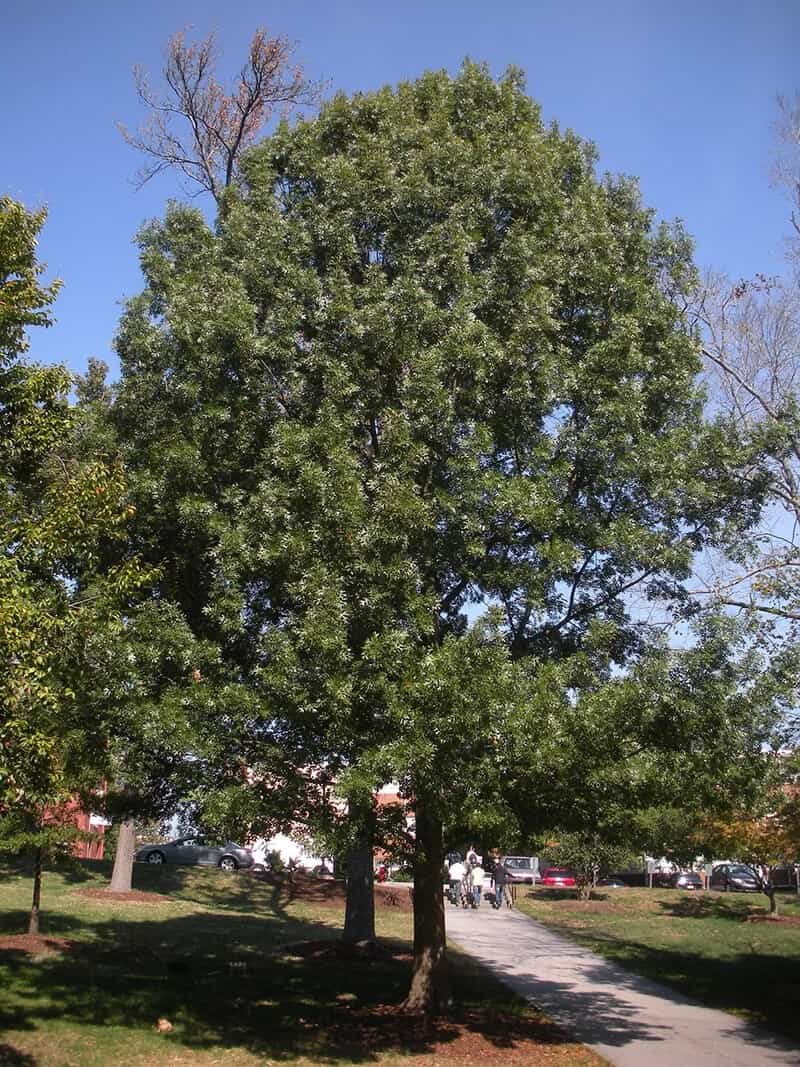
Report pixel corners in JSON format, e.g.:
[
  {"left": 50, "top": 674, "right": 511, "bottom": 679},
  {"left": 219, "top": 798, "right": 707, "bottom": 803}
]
[{"left": 119, "top": 28, "right": 324, "bottom": 206}]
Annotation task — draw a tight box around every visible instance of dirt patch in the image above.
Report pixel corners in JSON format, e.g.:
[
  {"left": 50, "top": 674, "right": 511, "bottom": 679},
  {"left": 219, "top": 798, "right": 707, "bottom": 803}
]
[
  {"left": 0, "top": 934, "right": 74, "bottom": 956},
  {"left": 74, "top": 887, "right": 172, "bottom": 905},
  {"left": 535, "top": 899, "right": 625, "bottom": 914},
  {"left": 746, "top": 914, "right": 800, "bottom": 926},
  {"left": 374, "top": 883, "right": 414, "bottom": 912},
  {"left": 66, "top": 875, "right": 411, "bottom": 911},
  {"left": 262, "top": 872, "right": 413, "bottom": 912}
]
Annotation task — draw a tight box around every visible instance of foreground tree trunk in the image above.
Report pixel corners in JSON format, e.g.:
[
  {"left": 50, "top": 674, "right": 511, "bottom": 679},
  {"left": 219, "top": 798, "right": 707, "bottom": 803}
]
[
  {"left": 28, "top": 846, "right": 42, "bottom": 935},
  {"left": 109, "top": 818, "right": 137, "bottom": 893},
  {"left": 402, "top": 800, "right": 450, "bottom": 1015},
  {"left": 343, "top": 801, "right": 375, "bottom": 943}
]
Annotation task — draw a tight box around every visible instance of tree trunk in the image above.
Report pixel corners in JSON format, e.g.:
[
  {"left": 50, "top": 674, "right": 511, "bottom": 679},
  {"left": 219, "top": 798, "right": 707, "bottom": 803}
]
[
  {"left": 109, "top": 818, "right": 137, "bottom": 893},
  {"left": 28, "top": 847, "right": 42, "bottom": 935},
  {"left": 343, "top": 799, "right": 375, "bottom": 944},
  {"left": 402, "top": 799, "right": 451, "bottom": 1016},
  {"left": 767, "top": 886, "right": 779, "bottom": 917}
]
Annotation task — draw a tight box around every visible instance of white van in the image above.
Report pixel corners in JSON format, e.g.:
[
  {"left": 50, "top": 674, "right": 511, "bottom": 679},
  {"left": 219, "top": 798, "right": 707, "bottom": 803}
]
[{"left": 503, "top": 855, "right": 540, "bottom": 884}]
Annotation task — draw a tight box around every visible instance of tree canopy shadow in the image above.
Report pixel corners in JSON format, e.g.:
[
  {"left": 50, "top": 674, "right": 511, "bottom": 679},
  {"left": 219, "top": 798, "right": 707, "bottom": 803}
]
[
  {"left": 656, "top": 895, "right": 757, "bottom": 921},
  {"left": 0, "top": 904, "right": 580, "bottom": 1063},
  {"left": 0, "top": 1044, "right": 37, "bottom": 1066}
]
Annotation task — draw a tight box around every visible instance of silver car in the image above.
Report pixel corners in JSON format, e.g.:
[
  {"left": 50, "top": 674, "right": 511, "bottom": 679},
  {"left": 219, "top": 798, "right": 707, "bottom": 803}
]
[{"left": 135, "top": 836, "right": 254, "bottom": 871}]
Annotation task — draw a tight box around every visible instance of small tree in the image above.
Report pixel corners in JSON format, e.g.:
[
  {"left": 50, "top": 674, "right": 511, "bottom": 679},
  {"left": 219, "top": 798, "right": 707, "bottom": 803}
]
[
  {"left": 0, "top": 199, "right": 148, "bottom": 929},
  {"left": 704, "top": 809, "right": 789, "bottom": 916},
  {"left": 542, "top": 832, "right": 633, "bottom": 900}
]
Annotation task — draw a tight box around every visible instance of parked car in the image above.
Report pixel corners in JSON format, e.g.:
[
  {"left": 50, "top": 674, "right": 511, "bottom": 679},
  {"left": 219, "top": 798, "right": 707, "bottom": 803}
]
[
  {"left": 669, "top": 870, "right": 703, "bottom": 891},
  {"left": 135, "top": 836, "right": 254, "bottom": 871},
  {"left": 540, "top": 867, "right": 577, "bottom": 888},
  {"left": 596, "top": 876, "right": 627, "bottom": 888},
  {"left": 709, "top": 863, "right": 759, "bottom": 892},
  {"left": 503, "top": 856, "right": 540, "bottom": 884}
]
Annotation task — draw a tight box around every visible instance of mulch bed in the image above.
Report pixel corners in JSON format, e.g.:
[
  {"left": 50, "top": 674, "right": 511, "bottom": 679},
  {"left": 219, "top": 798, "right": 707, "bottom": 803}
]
[
  {"left": 746, "top": 913, "right": 800, "bottom": 925},
  {"left": 64, "top": 874, "right": 413, "bottom": 911},
  {"left": 0, "top": 934, "right": 74, "bottom": 955},
  {"left": 256, "top": 871, "right": 414, "bottom": 912},
  {"left": 74, "top": 887, "right": 172, "bottom": 904},
  {"left": 316, "top": 1003, "right": 601, "bottom": 1065}
]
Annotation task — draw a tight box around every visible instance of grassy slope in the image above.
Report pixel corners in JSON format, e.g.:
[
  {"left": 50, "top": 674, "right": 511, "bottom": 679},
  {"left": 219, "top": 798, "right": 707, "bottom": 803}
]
[
  {"left": 515, "top": 885, "right": 800, "bottom": 1042},
  {"left": 0, "top": 859, "right": 604, "bottom": 1067}
]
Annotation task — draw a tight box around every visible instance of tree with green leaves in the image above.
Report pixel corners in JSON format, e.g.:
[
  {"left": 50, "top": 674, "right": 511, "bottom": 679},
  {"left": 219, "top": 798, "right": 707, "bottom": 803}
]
[
  {"left": 113, "top": 64, "right": 774, "bottom": 1013},
  {"left": 0, "top": 198, "right": 149, "bottom": 930},
  {"left": 525, "top": 615, "right": 793, "bottom": 901}
]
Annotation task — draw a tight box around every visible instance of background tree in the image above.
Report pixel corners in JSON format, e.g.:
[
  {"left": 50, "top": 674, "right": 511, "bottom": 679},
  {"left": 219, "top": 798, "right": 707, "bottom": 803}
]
[
  {"left": 773, "top": 91, "right": 800, "bottom": 257},
  {"left": 0, "top": 199, "right": 148, "bottom": 930},
  {"left": 702, "top": 800, "right": 792, "bottom": 916},
  {"left": 515, "top": 615, "right": 790, "bottom": 901},
  {"left": 119, "top": 27, "right": 323, "bottom": 206},
  {"left": 695, "top": 272, "right": 800, "bottom": 634},
  {"left": 693, "top": 94, "right": 800, "bottom": 669},
  {"left": 541, "top": 832, "right": 634, "bottom": 899}
]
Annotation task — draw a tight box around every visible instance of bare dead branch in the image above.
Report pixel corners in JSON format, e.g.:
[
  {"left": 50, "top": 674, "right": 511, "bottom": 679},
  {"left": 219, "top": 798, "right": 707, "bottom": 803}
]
[{"left": 119, "top": 27, "right": 325, "bottom": 207}]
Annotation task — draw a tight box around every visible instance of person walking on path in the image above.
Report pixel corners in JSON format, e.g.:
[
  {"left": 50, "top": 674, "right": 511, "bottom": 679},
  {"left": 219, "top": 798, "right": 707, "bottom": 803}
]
[
  {"left": 469, "top": 861, "right": 485, "bottom": 907},
  {"left": 445, "top": 905, "right": 798, "bottom": 1067},
  {"left": 448, "top": 857, "right": 466, "bottom": 906},
  {"left": 460, "top": 863, "right": 473, "bottom": 909},
  {"left": 491, "top": 855, "right": 512, "bottom": 909}
]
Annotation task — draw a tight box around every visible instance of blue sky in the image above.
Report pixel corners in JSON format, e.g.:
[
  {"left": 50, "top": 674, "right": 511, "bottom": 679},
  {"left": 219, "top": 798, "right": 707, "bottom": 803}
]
[{"left": 3, "top": 0, "right": 798, "bottom": 377}]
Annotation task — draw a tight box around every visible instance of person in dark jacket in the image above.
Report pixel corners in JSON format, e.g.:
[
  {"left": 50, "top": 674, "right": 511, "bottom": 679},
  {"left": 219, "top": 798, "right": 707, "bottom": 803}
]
[{"left": 492, "top": 855, "right": 512, "bottom": 909}]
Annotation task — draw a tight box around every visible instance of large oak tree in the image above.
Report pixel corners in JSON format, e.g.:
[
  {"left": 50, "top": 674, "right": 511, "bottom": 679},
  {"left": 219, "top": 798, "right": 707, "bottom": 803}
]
[{"left": 113, "top": 64, "right": 767, "bottom": 1011}]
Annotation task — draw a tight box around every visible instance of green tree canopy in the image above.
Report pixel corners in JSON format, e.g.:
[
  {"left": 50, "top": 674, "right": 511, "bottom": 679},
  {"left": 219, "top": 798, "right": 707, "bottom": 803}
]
[
  {"left": 113, "top": 64, "right": 774, "bottom": 1012},
  {"left": 0, "top": 199, "right": 149, "bottom": 931}
]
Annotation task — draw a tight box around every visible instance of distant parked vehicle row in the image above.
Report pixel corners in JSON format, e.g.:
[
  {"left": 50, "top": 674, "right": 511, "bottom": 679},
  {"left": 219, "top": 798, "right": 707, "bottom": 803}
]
[{"left": 134, "top": 837, "right": 254, "bottom": 871}]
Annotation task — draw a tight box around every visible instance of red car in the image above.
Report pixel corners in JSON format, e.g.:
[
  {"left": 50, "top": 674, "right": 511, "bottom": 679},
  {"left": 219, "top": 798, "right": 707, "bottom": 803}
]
[{"left": 540, "top": 867, "right": 577, "bottom": 888}]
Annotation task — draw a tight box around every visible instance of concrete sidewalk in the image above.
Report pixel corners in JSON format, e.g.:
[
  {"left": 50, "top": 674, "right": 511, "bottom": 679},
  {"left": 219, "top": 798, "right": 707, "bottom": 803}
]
[{"left": 446, "top": 903, "right": 799, "bottom": 1067}]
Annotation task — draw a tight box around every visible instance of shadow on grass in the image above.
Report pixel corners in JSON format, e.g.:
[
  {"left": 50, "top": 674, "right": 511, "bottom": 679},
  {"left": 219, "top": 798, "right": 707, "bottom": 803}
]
[
  {"left": 0, "top": 1044, "right": 36, "bottom": 1066},
  {"left": 656, "top": 895, "right": 753, "bottom": 921},
  {"left": 0, "top": 883, "right": 574, "bottom": 1064},
  {"left": 524, "top": 888, "right": 578, "bottom": 903}
]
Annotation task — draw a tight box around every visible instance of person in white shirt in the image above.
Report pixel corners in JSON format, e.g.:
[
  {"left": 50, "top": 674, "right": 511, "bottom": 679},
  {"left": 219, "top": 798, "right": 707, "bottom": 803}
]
[
  {"left": 469, "top": 862, "right": 485, "bottom": 907},
  {"left": 448, "top": 859, "right": 466, "bottom": 906}
]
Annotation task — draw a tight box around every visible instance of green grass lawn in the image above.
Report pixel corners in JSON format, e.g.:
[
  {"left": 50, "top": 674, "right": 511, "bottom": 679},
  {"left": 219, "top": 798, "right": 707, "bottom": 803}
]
[
  {"left": 0, "top": 859, "right": 605, "bottom": 1067},
  {"left": 515, "top": 883, "right": 800, "bottom": 1043}
]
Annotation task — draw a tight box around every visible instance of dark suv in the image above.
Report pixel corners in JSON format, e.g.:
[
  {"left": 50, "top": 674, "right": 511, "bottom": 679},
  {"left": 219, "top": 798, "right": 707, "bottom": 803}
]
[
  {"left": 709, "top": 863, "right": 759, "bottom": 892},
  {"left": 769, "top": 865, "right": 798, "bottom": 889}
]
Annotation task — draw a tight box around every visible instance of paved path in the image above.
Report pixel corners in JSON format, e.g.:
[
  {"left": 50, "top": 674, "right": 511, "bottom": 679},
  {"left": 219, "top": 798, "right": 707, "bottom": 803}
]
[{"left": 446, "top": 903, "right": 799, "bottom": 1067}]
